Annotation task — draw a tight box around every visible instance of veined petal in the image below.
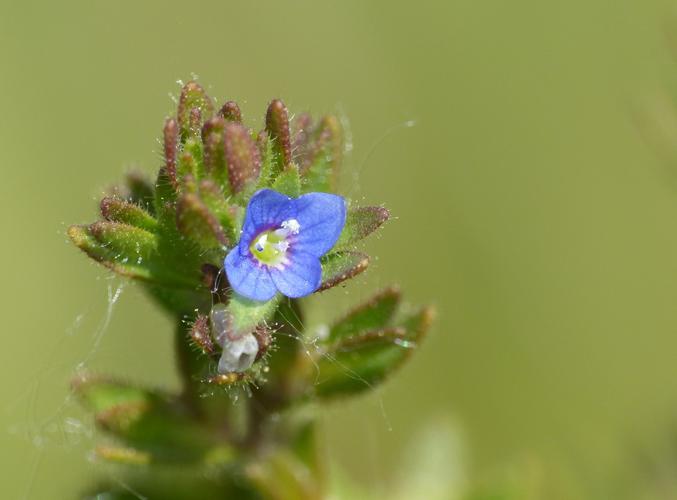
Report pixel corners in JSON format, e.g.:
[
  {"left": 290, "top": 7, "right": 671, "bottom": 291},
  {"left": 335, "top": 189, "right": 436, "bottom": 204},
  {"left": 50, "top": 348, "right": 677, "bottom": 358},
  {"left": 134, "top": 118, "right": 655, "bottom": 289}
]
[
  {"left": 238, "top": 189, "right": 293, "bottom": 255},
  {"left": 269, "top": 251, "right": 322, "bottom": 298},
  {"left": 290, "top": 193, "right": 346, "bottom": 257},
  {"left": 225, "top": 247, "right": 277, "bottom": 301}
]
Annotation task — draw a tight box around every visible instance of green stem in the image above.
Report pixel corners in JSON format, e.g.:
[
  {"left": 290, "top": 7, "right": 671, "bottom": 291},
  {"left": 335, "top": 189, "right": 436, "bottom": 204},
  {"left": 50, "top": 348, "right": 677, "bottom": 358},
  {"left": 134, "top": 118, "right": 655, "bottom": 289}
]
[{"left": 174, "top": 318, "right": 205, "bottom": 417}]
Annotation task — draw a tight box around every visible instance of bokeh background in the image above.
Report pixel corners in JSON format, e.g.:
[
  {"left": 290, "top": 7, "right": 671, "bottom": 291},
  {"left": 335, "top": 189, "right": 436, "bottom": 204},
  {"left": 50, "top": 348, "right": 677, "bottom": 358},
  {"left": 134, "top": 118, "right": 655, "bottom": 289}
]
[{"left": 3, "top": 0, "right": 677, "bottom": 498}]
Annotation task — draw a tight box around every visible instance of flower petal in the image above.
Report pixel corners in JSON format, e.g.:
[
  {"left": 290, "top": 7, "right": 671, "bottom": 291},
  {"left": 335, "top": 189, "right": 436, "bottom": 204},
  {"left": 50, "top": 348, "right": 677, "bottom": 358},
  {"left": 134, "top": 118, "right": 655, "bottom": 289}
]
[
  {"left": 290, "top": 193, "right": 346, "bottom": 257},
  {"left": 225, "top": 247, "right": 277, "bottom": 301},
  {"left": 238, "top": 189, "right": 293, "bottom": 255},
  {"left": 269, "top": 251, "right": 322, "bottom": 298}
]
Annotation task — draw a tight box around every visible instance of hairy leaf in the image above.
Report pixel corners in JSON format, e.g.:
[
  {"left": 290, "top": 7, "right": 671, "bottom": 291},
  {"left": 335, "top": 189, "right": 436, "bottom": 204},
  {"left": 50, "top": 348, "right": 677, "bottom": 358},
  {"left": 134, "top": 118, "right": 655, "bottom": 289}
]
[
  {"left": 335, "top": 206, "right": 390, "bottom": 250},
  {"left": 176, "top": 192, "right": 228, "bottom": 248},
  {"left": 100, "top": 197, "right": 158, "bottom": 232},
  {"left": 318, "top": 251, "right": 369, "bottom": 291},
  {"left": 88, "top": 221, "right": 157, "bottom": 260},
  {"left": 328, "top": 286, "right": 401, "bottom": 342},
  {"left": 73, "top": 373, "right": 230, "bottom": 464},
  {"left": 272, "top": 164, "right": 301, "bottom": 198},
  {"left": 122, "top": 171, "right": 156, "bottom": 213},
  {"left": 313, "top": 306, "right": 433, "bottom": 398}
]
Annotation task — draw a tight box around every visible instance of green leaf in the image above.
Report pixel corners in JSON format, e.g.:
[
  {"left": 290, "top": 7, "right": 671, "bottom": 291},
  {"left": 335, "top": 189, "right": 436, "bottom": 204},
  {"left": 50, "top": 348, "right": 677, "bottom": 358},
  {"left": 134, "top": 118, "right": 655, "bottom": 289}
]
[
  {"left": 73, "top": 373, "right": 231, "bottom": 464},
  {"left": 197, "top": 179, "right": 238, "bottom": 242},
  {"left": 318, "top": 251, "right": 369, "bottom": 291},
  {"left": 328, "top": 286, "right": 401, "bottom": 342},
  {"left": 247, "top": 450, "right": 322, "bottom": 500},
  {"left": 68, "top": 224, "right": 201, "bottom": 291},
  {"left": 314, "top": 328, "right": 408, "bottom": 398},
  {"left": 313, "top": 306, "right": 434, "bottom": 399},
  {"left": 154, "top": 166, "right": 179, "bottom": 221},
  {"left": 123, "top": 171, "right": 156, "bottom": 213},
  {"left": 72, "top": 373, "right": 148, "bottom": 413},
  {"left": 100, "top": 197, "right": 158, "bottom": 232},
  {"left": 68, "top": 224, "right": 151, "bottom": 280},
  {"left": 175, "top": 192, "right": 228, "bottom": 249},
  {"left": 256, "top": 130, "right": 275, "bottom": 188},
  {"left": 335, "top": 206, "right": 390, "bottom": 250},
  {"left": 272, "top": 164, "right": 301, "bottom": 198},
  {"left": 88, "top": 221, "right": 158, "bottom": 260},
  {"left": 177, "top": 136, "right": 204, "bottom": 181}
]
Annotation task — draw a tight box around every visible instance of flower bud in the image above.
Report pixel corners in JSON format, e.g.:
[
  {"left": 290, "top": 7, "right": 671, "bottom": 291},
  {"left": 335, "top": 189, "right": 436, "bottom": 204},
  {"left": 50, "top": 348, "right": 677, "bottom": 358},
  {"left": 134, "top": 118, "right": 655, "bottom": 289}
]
[
  {"left": 218, "top": 101, "right": 242, "bottom": 122},
  {"left": 224, "top": 122, "right": 261, "bottom": 193},
  {"left": 177, "top": 81, "right": 214, "bottom": 141},
  {"left": 265, "top": 99, "right": 292, "bottom": 171},
  {"left": 100, "top": 197, "right": 158, "bottom": 232},
  {"left": 175, "top": 192, "right": 228, "bottom": 248},
  {"left": 163, "top": 117, "right": 179, "bottom": 188}
]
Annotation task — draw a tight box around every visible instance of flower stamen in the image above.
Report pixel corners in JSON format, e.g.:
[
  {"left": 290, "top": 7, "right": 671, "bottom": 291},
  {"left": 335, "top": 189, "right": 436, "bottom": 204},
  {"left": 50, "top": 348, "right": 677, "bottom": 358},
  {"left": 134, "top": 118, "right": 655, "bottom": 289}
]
[{"left": 250, "top": 219, "right": 301, "bottom": 267}]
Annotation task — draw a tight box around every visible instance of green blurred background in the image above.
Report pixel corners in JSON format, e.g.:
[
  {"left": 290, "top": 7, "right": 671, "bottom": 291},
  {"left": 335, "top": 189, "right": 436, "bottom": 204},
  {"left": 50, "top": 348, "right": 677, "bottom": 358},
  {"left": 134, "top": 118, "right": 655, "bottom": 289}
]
[{"left": 3, "top": 0, "right": 677, "bottom": 498}]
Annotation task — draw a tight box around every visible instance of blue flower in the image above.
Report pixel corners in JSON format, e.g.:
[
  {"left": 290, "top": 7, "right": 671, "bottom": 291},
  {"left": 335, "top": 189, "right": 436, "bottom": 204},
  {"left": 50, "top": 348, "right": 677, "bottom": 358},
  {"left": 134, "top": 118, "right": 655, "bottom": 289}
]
[{"left": 225, "top": 189, "right": 346, "bottom": 301}]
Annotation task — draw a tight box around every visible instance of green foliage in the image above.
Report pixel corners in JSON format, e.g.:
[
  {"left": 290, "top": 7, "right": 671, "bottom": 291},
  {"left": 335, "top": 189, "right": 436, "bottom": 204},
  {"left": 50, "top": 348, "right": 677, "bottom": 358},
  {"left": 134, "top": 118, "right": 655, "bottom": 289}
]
[
  {"left": 313, "top": 300, "right": 434, "bottom": 399},
  {"left": 335, "top": 206, "right": 390, "bottom": 250},
  {"left": 272, "top": 164, "right": 301, "bottom": 197},
  {"left": 73, "top": 373, "right": 233, "bottom": 465},
  {"left": 318, "top": 251, "right": 370, "bottom": 291},
  {"left": 328, "top": 286, "right": 401, "bottom": 342},
  {"left": 68, "top": 81, "right": 433, "bottom": 499}
]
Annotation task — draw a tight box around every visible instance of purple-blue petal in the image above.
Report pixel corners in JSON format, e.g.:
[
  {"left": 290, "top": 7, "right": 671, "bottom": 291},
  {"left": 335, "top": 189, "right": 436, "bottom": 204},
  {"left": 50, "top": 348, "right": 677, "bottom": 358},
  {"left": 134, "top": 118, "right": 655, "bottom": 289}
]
[
  {"left": 269, "top": 251, "right": 322, "bottom": 298},
  {"left": 238, "top": 189, "right": 294, "bottom": 255},
  {"left": 290, "top": 193, "right": 346, "bottom": 257},
  {"left": 225, "top": 247, "right": 277, "bottom": 301}
]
